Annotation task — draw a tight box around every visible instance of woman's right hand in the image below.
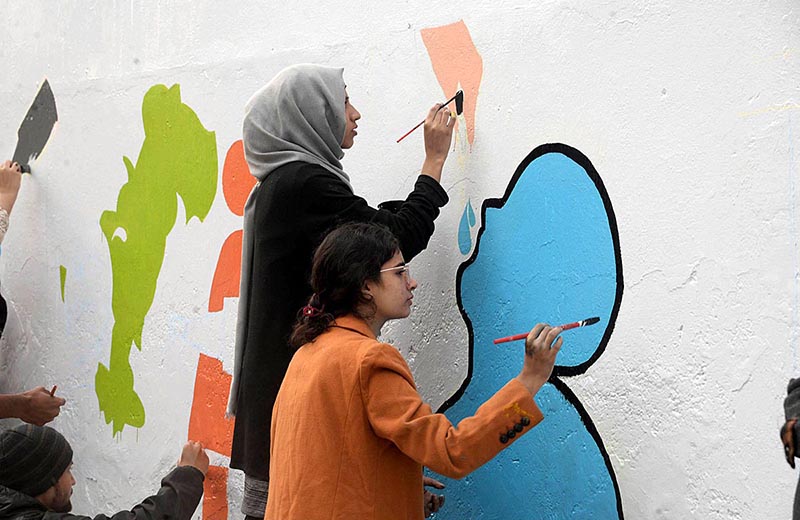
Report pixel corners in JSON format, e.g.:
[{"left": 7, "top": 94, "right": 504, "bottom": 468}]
[
  {"left": 516, "top": 323, "right": 563, "bottom": 396},
  {"left": 421, "top": 104, "right": 455, "bottom": 182}
]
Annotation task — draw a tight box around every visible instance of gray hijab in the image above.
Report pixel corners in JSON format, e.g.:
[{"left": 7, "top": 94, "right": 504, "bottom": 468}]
[{"left": 228, "top": 64, "right": 352, "bottom": 415}]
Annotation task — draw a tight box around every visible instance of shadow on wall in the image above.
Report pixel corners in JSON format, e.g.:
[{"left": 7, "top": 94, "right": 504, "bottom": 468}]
[{"left": 429, "top": 144, "right": 624, "bottom": 519}]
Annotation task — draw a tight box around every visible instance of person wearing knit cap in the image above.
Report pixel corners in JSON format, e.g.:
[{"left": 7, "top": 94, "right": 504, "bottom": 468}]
[
  {"left": 782, "top": 378, "right": 800, "bottom": 520},
  {"left": 0, "top": 424, "right": 209, "bottom": 519}
]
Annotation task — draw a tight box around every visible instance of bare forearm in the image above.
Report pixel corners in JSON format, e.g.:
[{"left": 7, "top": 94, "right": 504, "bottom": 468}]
[
  {"left": 0, "top": 193, "right": 17, "bottom": 215},
  {"left": 0, "top": 393, "right": 25, "bottom": 419},
  {"left": 0, "top": 387, "right": 65, "bottom": 425},
  {"left": 420, "top": 157, "right": 446, "bottom": 183}
]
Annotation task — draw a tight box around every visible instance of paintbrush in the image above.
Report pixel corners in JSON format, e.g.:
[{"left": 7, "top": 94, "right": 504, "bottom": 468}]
[
  {"left": 493, "top": 317, "right": 601, "bottom": 344},
  {"left": 397, "top": 90, "right": 464, "bottom": 143},
  {"left": 13, "top": 79, "right": 58, "bottom": 174}
]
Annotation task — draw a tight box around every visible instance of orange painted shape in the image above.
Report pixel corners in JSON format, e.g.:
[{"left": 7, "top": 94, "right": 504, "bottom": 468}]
[
  {"left": 222, "top": 140, "right": 256, "bottom": 216},
  {"left": 421, "top": 20, "right": 483, "bottom": 146},
  {"left": 188, "top": 353, "right": 235, "bottom": 457},
  {"left": 208, "top": 230, "right": 244, "bottom": 313},
  {"left": 202, "top": 465, "right": 229, "bottom": 520}
]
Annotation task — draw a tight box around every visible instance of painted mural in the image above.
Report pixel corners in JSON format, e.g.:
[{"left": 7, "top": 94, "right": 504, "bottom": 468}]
[
  {"left": 4, "top": 2, "right": 794, "bottom": 516},
  {"left": 421, "top": 20, "right": 483, "bottom": 255},
  {"left": 95, "top": 84, "right": 218, "bottom": 435},
  {"left": 421, "top": 20, "right": 482, "bottom": 148},
  {"left": 209, "top": 139, "right": 256, "bottom": 313},
  {"left": 429, "top": 144, "right": 624, "bottom": 518},
  {"left": 12, "top": 79, "right": 58, "bottom": 173},
  {"left": 188, "top": 354, "right": 235, "bottom": 520}
]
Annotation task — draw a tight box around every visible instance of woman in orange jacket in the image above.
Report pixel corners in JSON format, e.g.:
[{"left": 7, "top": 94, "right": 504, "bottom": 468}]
[{"left": 266, "top": 223, "right": 563, "bottom": 519}]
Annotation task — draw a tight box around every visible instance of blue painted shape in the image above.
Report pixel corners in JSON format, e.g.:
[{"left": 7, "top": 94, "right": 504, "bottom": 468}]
[
  {"left": 430, "top": 146, "right": 622, "bottom": 519},
  {"left": 458, "top": 199, "right": 477, "bottom": 255}
]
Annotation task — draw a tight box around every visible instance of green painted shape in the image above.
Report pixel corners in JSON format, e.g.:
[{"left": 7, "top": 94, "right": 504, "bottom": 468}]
[
  {"left": 95, "top": 84, "right": 218, "bottom": 435},
  {"left": 59, "top": 265, "right": 66, "bottom": 302}
]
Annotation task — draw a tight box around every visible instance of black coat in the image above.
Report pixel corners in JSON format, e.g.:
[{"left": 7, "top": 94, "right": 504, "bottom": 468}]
[
  {"left": 230, "top": 162, "right": 448, "bottom": 479},
  {"left": 0, "top": 467, "right": 203, "bottom": 520}
]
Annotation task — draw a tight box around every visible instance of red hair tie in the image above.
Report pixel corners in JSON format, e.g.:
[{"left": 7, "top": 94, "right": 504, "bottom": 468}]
[{"left": 302, "top": 303, "right": 324, "bottom": 318}]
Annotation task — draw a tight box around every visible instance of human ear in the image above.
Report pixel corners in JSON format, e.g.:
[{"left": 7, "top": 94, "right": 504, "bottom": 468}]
[{"left": 361, "top": 281, "right": 374, "bottom": 302}]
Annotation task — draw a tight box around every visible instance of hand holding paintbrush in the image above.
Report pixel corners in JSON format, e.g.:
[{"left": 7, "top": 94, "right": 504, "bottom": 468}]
[
  {"left": 494, "top": 317, "right": 600, "bottom": 344},
  {"left": 412, "top": 102, "right": 457, "bottom": 183},
  {"left": 397, "top": 90, "right": 464, "bottom": 143}
]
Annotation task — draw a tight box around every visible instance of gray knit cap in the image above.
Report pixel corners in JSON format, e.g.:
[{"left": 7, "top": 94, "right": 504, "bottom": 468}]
[
  {"left": 0, "top": 424, "right": 73, "bottom": 497},
  {"left": 785, "top": 378, "right": 800, "bottom": 421}
]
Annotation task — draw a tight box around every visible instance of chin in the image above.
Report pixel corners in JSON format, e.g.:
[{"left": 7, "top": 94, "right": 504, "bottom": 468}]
[{"left": 52, "top": 501, "right": 72, "bottom": 513}]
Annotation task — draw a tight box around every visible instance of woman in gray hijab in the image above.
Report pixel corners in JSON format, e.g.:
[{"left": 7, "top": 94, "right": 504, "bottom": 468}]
[{"left": 228, "top": 63, "right": 455, "bottom": 518}]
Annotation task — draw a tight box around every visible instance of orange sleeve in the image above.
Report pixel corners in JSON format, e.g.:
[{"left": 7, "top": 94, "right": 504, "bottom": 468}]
[{"left": 359, "top": 343, "right": 544, "bottom": 479}]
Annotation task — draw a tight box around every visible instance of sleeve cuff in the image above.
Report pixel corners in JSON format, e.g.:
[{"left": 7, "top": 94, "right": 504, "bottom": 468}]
[
  {"left": 493, "top": 379, "right": 544, "bottom": 446},
  {"left": 415, "top": 175, "right": 449, "bottom": 207}
]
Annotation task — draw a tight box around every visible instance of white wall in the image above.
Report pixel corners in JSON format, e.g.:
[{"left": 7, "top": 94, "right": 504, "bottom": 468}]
[{"left": 1, "top": 1, "right": 798, "bottom": 518}]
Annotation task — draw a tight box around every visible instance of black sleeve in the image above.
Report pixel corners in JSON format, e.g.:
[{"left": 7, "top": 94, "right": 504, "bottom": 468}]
[
  {"left": 300, "top": 170, "right": 449, "bottom": 261},
  {"left": 58, "top": 467, "right": 204, "bottom": 520}
]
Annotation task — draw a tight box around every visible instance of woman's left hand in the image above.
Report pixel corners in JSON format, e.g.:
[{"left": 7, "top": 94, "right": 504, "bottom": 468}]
[{"left": 423, "top": 475, "right": 446, "bottom": 517}]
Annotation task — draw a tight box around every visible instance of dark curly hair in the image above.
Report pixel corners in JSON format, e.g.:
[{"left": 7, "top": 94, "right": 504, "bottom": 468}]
[{"left": 289, "top": 222, "right": 400, "bottom": 349}]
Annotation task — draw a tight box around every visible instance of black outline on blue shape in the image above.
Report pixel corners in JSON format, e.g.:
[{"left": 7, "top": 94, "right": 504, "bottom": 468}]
[{"left": 438, "top": 142, "right": 625, "bottom": 518}]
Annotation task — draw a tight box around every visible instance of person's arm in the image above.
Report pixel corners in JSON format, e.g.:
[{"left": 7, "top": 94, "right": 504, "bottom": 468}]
[
  {"left": 0, "top": 387, "right": 65, "bottom": 425},
  {"left": 419, "top": 103, "right": 456, "bottom": 183},
  {"left": 300, "top": 169, "right": 449, "bottom": 262},
  {"left": 0, "top": 160, "right": 22, "bottom": 213},
  {"left": 0, "top": 160, "right": 22, "bottom": 245},
  {"left": 359, "top": 343, "right": 544, "bottom": 479},
  {"left": 89, "top": 442, "right": 208, "bottom": 520}
]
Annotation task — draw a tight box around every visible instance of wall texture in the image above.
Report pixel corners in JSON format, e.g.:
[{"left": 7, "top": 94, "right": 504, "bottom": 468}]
[{"left": 1, "top": 1, "right": 798, "bottom": 518}]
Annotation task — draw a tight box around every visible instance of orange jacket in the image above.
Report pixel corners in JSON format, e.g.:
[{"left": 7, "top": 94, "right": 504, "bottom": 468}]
[{"left": 265, "top": 315, "right": 544, "bottom": 519}]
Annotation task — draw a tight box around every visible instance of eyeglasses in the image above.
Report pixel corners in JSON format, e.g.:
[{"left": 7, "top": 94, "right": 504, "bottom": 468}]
[{"left": 379, "top": 264, "right": 411, "bottom": 281}]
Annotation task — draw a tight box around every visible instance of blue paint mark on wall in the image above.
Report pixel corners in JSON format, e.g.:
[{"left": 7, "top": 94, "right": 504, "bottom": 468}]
[
  {"left": 458, "top": 199, "right": 477, "bottom": 254},
  {"left": 431, "top": 144, "right": 624, "bottom": 519}
]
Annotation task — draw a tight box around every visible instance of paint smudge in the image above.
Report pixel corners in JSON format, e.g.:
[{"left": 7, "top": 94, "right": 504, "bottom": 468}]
[
  {"left": 59, "top": 265, "right": 67, "bottom": 302},
  {"left": 13, "top": 79, "right": 58, "bottom": 171},
  {"left": 188, "top": 353, "right": 234, "bottom": 456},
  {"left": 421, "top": 20, "right": 483, "bottom": 147},
  {"left": 96, "top": 84, "right": 217, "bottom": 435},
  {"left": 203, "top": 465, "right": 229, "bottom": 520},
  {"left": 189, "top": 354, "right": 235, "bottom": 520},
  {"left": 209, "top": 140, "right": 256, "bottom": 312},
  {"left": 457, "top": 199, "right": 476, "bottom": 254},
  {"left": 431, "top": 145, "right": 624, "bottom": 518}
]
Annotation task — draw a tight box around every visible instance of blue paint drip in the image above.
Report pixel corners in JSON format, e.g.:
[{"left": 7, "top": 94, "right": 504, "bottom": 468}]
[
  {"left": 430, "top": 152, "right": 620, "bottom": 518},
  {"left": 458, "top": 199, "right": 476, "bottom": 255}
]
